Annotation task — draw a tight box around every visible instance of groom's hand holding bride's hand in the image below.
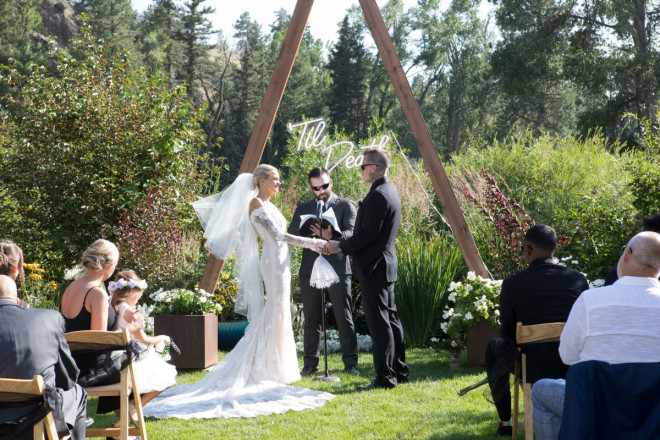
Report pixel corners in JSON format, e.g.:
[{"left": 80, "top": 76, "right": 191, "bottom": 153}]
[{"left": 322, "top": 240, "right": 341, "bottom": 255}]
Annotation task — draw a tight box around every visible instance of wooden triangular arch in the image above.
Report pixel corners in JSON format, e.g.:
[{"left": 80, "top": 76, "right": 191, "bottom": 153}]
[{"left": 199, "top": 0, "right": 488, "bottom": 293}]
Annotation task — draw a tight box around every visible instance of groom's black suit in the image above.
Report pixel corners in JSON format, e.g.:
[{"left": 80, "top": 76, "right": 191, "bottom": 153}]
[{"left": 339, "top": 177, "right": 408, "bottom": 387}]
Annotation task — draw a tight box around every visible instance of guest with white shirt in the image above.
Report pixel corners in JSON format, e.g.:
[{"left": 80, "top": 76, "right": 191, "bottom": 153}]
[{"left": 531, "top": 231, "right": 660, "bottom": 440}]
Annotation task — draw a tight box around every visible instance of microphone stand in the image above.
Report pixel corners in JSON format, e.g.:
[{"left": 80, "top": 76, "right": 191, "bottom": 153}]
[{"left": 314, "top": 200, "right": 340, "bottom": 382}]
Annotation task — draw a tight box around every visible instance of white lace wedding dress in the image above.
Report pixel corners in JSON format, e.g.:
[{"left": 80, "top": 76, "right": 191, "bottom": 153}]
[{"left": 143, "top": 201, "right": 334, "bottom": 419}]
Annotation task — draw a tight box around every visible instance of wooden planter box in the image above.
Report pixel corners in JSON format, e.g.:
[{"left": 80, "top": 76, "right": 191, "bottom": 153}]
[
  {"left": 466, "top": 319, "right": 500, "bottom": 366},
  {"left": 154, "top": 313, "right": 218, "bottom": 370}
]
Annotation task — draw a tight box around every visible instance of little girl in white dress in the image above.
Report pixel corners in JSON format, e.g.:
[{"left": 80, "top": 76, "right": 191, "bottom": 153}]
[{"left": 109, "top": 270, "right": 177, "bottom": 410}]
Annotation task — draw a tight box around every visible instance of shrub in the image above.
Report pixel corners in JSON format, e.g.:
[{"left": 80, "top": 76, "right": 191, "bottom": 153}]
[
  {"left": 449, "top": 130, "right": 638, "bottom": 279},
  {"left": 0, "top": 23, "right": 207, "bottom": 275},
  {"left": 394, "top": 233, "right": 463, "bottom": 347}
]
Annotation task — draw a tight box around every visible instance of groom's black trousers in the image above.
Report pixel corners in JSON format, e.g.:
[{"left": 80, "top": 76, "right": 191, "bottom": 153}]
[{"left": 359, "top": 262, "right": 408, "bottom": 387}]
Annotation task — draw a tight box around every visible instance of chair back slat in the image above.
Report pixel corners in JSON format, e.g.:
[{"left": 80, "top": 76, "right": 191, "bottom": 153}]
[
  {"left": 516, "top": 322, "right": 565, "bottom": 344},
  {"left": 65, "top": 328, "right": 129, "bottom": 351},
  {"left": 0, "top": 375, "right": 44, "bottom": 402}
]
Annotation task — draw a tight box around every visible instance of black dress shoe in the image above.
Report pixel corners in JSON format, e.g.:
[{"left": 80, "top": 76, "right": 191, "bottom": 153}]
[
  {"left": 356, "top": 381, "right": 394, "bottom": 391},
  {"left": 300, "top": 366, "right": 319, "bottom": 376},
  {"left": 344, "top": 366, "right": 360, "bottom": 375},
  {"left": 497, "top": 424, "right": 513, "bottom": 436},
  {"left": 397, "top": 375, "right": 409, "bottom": 384}
]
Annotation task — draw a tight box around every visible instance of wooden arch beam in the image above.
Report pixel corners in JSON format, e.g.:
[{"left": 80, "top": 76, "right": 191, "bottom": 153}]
[{"left": 200, "top": 0, "right": 488, "bottom": 294}]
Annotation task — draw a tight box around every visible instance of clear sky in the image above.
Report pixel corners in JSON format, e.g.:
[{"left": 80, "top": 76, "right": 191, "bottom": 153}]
[{"left": 130, "top": 0, "right": 432, "bottom": 44}]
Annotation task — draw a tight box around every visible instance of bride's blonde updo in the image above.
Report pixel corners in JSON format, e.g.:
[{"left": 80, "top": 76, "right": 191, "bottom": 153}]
[
  {"left": 252, "top": 164, "right": 278, "bottom": 190},
  {"left": 81, "top": 239, "right": 119, "bottom": 271}
]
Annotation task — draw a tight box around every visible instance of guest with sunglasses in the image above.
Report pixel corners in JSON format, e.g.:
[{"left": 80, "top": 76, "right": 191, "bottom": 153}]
[
  {"left": 287, "top": 167, "right": 359, "bottom": 376},
  {"left": 323, "top": 148, "right": 409, "bottom": 390}
]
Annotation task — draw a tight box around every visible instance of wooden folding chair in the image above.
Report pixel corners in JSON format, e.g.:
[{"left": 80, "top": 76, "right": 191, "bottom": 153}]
[
  {"left": 65, "top": 329, "right": 147, "bottom": 440},
  {"left": 512, "top": 322, "right": 565, "bottom": 440},
  {"left": 0, "top": 375, "right": 61, "bottom": 440}
]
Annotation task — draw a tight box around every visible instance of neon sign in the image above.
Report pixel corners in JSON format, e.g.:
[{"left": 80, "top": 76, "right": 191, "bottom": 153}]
[{"left": 287, "top": 117, "right": 389, "bottom": 172}]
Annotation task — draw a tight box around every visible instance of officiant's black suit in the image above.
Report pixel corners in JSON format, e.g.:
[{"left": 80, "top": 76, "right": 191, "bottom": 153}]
[
  {"left": 288, "top": 193, "right": 358, "bottom": 370},
  {"left": 339, "top": 177, "right": 408, "bottom": 387}
]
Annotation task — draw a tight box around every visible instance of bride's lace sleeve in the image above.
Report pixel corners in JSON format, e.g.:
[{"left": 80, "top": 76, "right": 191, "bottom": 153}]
[{"left": 252, "top": 207, "right": 324, "bottom": 251}]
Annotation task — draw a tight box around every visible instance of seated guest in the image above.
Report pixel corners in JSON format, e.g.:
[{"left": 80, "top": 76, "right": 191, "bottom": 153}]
[
  {"left": 0, "top": 241, "right": 29, "bottom": 307},
  {"left": 532, "top": 231, "right": 660, "bottom": 440},
  {"left": 61, "top": 238, "right": 119, "bottom": 333},
  {"left": 604, "top": 212, "right": 660, "bottom": 285},
  {"left": 61, "top": 239, "right": 123, "bottom": 416},
  {"left": 485, "top": 225, "right": 589, "bottom": 436},
  {"left": 0, "top": 275, "right": 88, "bottom": 439}
]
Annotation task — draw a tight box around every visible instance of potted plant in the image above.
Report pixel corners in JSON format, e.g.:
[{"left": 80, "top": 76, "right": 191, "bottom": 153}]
[
  {"left": 214, "top": 273, "right": 249, "bottom": 351},
  {"left": 442, "top": 271, "right": 502, "bottom": 366},
  {"left": 150, "top": 288, "right": 223, "bottom": 369}
]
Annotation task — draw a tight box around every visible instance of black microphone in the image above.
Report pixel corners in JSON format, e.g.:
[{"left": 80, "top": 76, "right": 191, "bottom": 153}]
[
  {"left": 314, "top": 199, "right": 323, "bottom": 238},
  {"left": 316, "top": 199, "right": 323, "bottom": 220}
]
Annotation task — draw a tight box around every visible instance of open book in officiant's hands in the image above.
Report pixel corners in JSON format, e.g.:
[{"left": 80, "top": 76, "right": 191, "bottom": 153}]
[{"left": 299, "top": 207, "right": 341, "bottom": 237}]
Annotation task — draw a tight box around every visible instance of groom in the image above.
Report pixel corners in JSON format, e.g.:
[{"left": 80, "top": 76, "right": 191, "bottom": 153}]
[
  {"left": 288, "top": 167, "right": 359, "bottom": 376},
  {"left": 323, "top": 148, "right": 408, "bottom": 390}
]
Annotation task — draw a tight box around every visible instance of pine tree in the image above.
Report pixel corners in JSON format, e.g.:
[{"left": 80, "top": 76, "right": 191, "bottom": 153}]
[{"left": 326, "top": 15, "right": 369, "bottom": 142}]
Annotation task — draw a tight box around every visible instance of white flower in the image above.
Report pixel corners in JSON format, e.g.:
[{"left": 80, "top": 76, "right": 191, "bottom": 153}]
[
  {"left": 465, "top": 284, "right": 473, "bottom": 292},
  {"left": 465, "top": 312, "right": 473, "bottom": 320},
  {"left": 466, "top": 271, "right": 476, "bottom": 281},
  {"left": 199, "top": 296, "right": 207, "bottom": 303},
  {"left": 440, "top": 322, "right": 448, "bottom": 332},
  {"left": 589, "top": 278, "right": 605, "bottom": 288},
  {"left": 63, "top": 265, "right": 84, "bottom": 281},
  {"left": 155, "top": 341, "right": 165, "bottom": 352},
  {"left": 451, "top": 340, "right": 458, "bottom": 347},
  {"left": 442, "top": 308, "right": 454, "bottom": 319},
  {"left": 494, "top": 310, "right": 500, "bottom": 316},
  {"left": 163, "top": 354, "right": 171, "bottom": 361},
  {"left": 571, "top": 260, "right": 578, "bottom": 265},
  {"left": 431, "top": 337, "right": 439, "bottom": 343},
  {"left": 448, "top": 291, "right": 457, "bottom": 302},
  {"left": 449, "top": 281, "right": 461, "bottom": 292}
]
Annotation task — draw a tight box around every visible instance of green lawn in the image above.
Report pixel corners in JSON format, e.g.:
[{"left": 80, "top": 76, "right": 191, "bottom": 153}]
[{"left": 88, "top": 349, "right": 517, "bottom": 439}]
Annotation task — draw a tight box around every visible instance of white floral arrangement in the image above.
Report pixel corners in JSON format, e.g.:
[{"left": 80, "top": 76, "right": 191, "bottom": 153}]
[
  {"left": 149, "top": 288, "right": 223, "bottom": 315},
  {"left": 295, "top": 329, "right": 373, "bottom": 354},
  {"left": 442, "top": 271, "right": 502, "bottom": 349},
  {"left": 109, "top": 278, "right": 148, "bottom": 293}
]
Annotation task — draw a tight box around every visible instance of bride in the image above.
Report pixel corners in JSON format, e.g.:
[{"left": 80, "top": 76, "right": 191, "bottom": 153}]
[{"left": 143, "top": 165, "right": 334, "bottom": 419}]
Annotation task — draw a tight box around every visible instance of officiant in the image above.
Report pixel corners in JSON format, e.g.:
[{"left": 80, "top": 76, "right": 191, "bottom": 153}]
[{"left": 288, "top": 167, "right": 359, "bottom": 376}]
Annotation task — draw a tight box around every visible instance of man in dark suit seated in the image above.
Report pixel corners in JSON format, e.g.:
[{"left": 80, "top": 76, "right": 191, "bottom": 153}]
[
  {"left": 288, "top": 167, "right": 359, "bottom": 376},
  {"left": 532, "top": 231, "right": 660, "bottom": 440},
  {"left": 0, "top": 275, "right": 88, "bottom": 440},
  {"left": 485, "top": 225, "right": 589, "bottom": 436}
]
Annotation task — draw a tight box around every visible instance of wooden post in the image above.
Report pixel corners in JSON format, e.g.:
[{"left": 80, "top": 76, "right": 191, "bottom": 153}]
[
  {"left": 358, "top": 0, "right": 489, "bottom": 277},
  {"left": 199, "top": 0, "right": 315, "bottom": 294}
]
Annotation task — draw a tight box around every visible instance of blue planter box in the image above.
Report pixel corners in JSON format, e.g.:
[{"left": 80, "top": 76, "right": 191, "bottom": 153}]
[{"left": 217, "top": 320, "right": 249, "bottom": 351}]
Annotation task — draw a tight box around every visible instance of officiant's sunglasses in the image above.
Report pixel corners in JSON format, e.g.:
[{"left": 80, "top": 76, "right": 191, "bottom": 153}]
[{"left": 310, "top": 183, "right": 330, "bottom": 191}]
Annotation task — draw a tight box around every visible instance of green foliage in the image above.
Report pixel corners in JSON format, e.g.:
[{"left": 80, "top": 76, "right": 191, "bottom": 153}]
[
  {"left": 443, "top": 272, "right": 502, "bottom": 349},
  {"left": 0, "top": 23, "right": 207, "bottom": 274},
  {"left": 450, "top": 130, "right": 638, "bottom": 279},
  {"left": 394, "top": 233, "right": 463, "bottom": 347},
  {"left": 627, "top": 112, "right": 660, "bottom": 217}
]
